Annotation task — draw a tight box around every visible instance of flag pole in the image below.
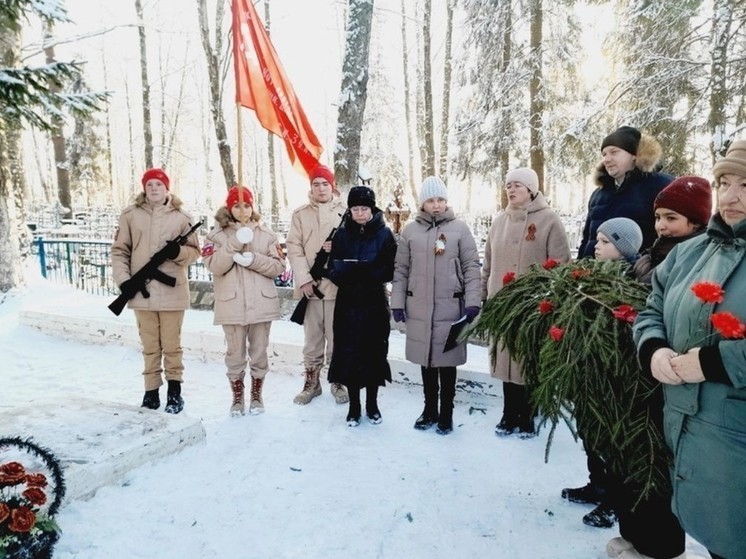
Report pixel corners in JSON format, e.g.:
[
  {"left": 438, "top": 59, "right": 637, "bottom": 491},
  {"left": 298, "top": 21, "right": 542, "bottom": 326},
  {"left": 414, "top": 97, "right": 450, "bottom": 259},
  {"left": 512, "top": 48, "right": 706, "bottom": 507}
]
[{"left": 236, "top": 102, "right": 246, "bottom": 224}]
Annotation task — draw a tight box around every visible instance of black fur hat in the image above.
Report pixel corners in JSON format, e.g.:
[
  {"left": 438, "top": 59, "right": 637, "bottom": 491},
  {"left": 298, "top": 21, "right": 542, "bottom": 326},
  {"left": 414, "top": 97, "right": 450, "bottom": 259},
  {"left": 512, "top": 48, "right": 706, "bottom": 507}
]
[{"left": 347, "top": 185, "right": 376, "bottom": 209}]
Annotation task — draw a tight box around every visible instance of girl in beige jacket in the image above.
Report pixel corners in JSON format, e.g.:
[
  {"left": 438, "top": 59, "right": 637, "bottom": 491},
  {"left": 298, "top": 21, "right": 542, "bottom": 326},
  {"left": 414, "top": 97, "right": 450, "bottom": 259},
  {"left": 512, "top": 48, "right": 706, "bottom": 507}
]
[{"left": 202, "top": 186, "right": 285, "bottom": 416}]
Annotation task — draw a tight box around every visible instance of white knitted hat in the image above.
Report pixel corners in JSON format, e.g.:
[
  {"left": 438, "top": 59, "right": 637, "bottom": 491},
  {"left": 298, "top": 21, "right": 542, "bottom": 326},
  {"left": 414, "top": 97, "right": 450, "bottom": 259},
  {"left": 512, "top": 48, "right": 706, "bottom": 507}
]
[
  {"left": 419, "top": 176, "right": 448, "bottom": 206},
  {"left": 505, "top": 168, "right": 539, "bottom": 194}
]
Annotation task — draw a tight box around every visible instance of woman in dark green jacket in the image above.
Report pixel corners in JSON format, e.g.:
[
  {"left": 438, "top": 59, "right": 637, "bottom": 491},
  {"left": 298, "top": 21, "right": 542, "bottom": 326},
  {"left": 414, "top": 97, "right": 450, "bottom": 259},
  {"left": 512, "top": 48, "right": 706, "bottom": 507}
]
[{"left": 633, "top": 140, "right": 746, "bottom": 559}]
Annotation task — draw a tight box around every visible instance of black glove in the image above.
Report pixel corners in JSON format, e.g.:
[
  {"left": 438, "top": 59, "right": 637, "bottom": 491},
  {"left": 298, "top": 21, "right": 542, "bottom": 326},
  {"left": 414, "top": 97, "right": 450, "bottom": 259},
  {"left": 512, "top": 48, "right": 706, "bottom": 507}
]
[
  {"left": 162, "top": 240, "right": 180, "bottom": 260},
  {"left": 119, "top": 279, "right": 139, "bottom": 298}
]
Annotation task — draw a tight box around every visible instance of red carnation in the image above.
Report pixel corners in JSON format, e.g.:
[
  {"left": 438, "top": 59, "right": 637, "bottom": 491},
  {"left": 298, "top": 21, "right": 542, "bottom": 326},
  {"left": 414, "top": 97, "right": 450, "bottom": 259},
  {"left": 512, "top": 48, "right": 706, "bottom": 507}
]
[
  {"left": 538, "top": 300, "right": 554, "bottom": 315},
  {"left": 571, "top": 268, "right": 590, "bottom": 280},
  {"left": 711, "top": 312, "right": 746, "bottom": 339},
  {"left": 543, "top": 258, "right": 559, "bottom": 270},
  {"left": 502, "top": 271, "right": 516, "bottom": 285},
  {"left": 8, "top": 506, "right": 36, "bottom": 533},
  {"left": 25, "top": 473, "right": 48, "bottom": 488},
  {"left": 612, "top": 304, "right": 638, "bottom": 324},
  {"left": 22, "top": 487, "right": 47, "bottom": 506},
  {"left": 691, "top": 281, "right": 725, "bottom": 304},
  {"left": 549, "top": 325, "right": 565, "bottom": 342}
]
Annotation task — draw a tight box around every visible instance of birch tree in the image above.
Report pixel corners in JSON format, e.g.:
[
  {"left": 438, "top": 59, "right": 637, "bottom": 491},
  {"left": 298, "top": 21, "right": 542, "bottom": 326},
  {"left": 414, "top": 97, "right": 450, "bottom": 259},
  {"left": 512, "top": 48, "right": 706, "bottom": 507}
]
[
  {"left": 196, "top": 0, "right": 236, "bottom": 188},
  {"left": 335, "top": 0, "right": 375, "bottom": 188}
]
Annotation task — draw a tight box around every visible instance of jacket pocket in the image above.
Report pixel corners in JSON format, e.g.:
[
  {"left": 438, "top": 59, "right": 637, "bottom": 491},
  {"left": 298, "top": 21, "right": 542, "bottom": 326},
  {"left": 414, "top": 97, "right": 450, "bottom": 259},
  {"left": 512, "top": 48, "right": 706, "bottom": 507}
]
[
  {"left": 453, "top": 257, "right": 464, "bottom": 294},
  {"left": 261, "top": 286, "right": 279, "bottom": 300},
  {"left": 217, "top": 290, "right": 237, "bottom": 302}
]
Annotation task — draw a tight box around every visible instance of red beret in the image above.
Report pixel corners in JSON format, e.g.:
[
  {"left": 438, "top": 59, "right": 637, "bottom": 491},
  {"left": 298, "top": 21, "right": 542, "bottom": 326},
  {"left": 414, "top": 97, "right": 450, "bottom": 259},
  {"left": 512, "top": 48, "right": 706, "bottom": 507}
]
[{"left": 141, "top": 168, "right": 170, "bottom": 190}]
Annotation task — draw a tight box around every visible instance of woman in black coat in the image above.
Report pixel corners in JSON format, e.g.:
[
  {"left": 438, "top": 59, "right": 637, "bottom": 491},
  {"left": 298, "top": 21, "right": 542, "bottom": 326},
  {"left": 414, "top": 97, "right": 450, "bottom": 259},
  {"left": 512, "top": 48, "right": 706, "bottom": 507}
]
[{"left": 327, "top": 186, "right": 397, "bottom": 426}]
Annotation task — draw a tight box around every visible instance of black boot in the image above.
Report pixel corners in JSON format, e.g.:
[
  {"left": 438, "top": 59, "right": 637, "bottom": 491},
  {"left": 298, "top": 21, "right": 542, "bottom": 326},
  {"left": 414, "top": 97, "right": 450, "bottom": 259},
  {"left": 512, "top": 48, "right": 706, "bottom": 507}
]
[
  {"left": 414, "top": 367, "right": 439, "bottom": 430},
  {"left": 436, "top": 367, "right": 456, "bottom": 435},
  {"left": 515, "top": 384, "right": 538, "bottom": 439},
  {"left": 495, "top": 382, "right": 520, "bottom": 436},
  {"left": 366, "top": 384, "right": 382, "bottom": 424},
  {"left": 346, "top": 387, "right": 361, "bottom": 427},
  {"left": 164, "top": 380, "right": 184, "bottom": 414},
  {"left": 141, "top": 389, "right": 160, "bottom": 410}
]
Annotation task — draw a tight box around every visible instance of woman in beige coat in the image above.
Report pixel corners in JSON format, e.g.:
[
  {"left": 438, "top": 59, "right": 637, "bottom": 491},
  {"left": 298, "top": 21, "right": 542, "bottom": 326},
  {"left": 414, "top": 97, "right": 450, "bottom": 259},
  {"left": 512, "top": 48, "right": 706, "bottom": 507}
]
[
  {"left": 481, "top": 168, "right": 571, "bottom": 438},
  {"left": 391, "top": 176, "right": 481, "bottom": 435},
  {"left": 202, "top": 186, "right": 285, "bottom": 416}
]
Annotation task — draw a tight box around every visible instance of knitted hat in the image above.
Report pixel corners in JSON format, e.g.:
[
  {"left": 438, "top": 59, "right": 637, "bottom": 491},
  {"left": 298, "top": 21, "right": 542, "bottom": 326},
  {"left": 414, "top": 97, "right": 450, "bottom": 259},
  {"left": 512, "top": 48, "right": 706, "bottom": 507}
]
[
  {"left": 309, "top": 164, "right": 335, "bottom": 188},
  {"left": 654, "top": 176, "right": 712, "bottom": 226},
  {"left": 141, "top": 168, "right": 170, "bottom": 190},
  {"left": 225, "top": 186, "right": 254, "bottom": 212},
  {"left": 419, "top": 176, "right": 448, "bottom": 206},
  {"left": 597, "top": 217, "right": 643, "bottom": 259},
  {"left": 601, "top": 126, "right": 642, "bottom": 156},
  {"left": 505, "top": 167, "right": 539, "bottom": 194},
  {"left": 713, "top": 139, "right": 746, "bottom": 182},
  {"left": 347, "top": 185, "right": 376, "bottom": 209}
]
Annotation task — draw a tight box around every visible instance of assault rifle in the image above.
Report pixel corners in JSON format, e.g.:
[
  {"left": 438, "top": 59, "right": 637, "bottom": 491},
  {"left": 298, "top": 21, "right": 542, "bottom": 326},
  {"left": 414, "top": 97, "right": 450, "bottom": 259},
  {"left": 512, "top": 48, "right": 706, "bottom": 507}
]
[
  {"left": 108, "top": 220, "right": 203, "bottom": 316},
  {"left": 290, "top": 210, "right": 350, "bottom": 325}
]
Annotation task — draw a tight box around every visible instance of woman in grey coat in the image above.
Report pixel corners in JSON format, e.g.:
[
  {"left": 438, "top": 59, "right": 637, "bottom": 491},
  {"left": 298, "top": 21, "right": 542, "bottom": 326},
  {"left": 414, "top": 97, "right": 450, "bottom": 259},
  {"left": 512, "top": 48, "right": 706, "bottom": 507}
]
[{"left": 391, "top": 176, "right": 481, "bottom": 435}]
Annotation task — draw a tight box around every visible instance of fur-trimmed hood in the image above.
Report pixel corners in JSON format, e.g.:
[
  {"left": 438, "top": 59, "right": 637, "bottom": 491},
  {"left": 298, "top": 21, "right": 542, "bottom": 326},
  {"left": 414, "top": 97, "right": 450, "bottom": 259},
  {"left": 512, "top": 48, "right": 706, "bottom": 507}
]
[
  {"left": 212, "top": 205, "right": 267, "bottom": 232},
  {"left": 594, "top": 133, "right": 663, "bottom": 187},
  {"left": 134, "top": 191, "right": 185, "bottom": 210}
]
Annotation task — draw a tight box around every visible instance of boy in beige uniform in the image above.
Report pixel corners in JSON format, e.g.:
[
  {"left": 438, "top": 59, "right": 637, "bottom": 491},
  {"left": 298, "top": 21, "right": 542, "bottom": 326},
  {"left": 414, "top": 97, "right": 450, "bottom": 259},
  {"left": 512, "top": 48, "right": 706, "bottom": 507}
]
[
  {"left": 111, "top": 168, "right": 200, "bottom": 413},
  {"left": 286, "top": 165, "right": 349, "bottom": 405}
]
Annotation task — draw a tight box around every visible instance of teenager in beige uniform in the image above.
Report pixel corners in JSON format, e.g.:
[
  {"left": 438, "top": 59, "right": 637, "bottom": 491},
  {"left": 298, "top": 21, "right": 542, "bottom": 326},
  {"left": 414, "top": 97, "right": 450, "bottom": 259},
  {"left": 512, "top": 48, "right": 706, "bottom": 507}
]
[
  {"left": 286, "top": 165, "right": 349, "bottom": 405},
  {"left": 111, "top": 168, "right": 200, "bottom": 414},
  {"left": 202, "top": 186, "right": 285, "bottom": 416}
]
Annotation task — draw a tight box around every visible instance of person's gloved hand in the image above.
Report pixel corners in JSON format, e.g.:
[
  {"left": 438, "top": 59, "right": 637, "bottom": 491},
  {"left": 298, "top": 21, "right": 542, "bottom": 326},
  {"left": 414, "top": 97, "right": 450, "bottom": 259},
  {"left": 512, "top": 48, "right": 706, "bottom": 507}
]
[
  {"left": 392, "top": 308, "right": 406, "bottom": 323},
  {"left": 465, "top": 306, "right": 480, "bottom": 323},
  {"left": 119, "top": 278, "right": 138, "bottom": 298},
  {"left": 163, "top": 240, "right": 180, "bottom": 260},
  {"left": 233, "top": 252, "right": 254, "bottom": 267},
  {"left": 236, "top": 227, "right": 253, "bottom": 244}
]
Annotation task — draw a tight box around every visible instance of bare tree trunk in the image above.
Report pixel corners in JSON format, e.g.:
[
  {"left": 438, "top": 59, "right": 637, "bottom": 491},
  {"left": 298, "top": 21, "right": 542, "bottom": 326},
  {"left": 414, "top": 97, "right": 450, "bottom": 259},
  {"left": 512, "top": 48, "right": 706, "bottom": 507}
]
[
  {"left": 438, "top": 0, "right": 454, "bottom": 178},
  {"left": 418, "top": 0, "right": 436, "bottom": 178},
  {"left": 334, "top": 0, "right": 375, "bottom": 189},
  {"left": 124, "top": 79, "right": 137, "bottom": 197},
  {"left": 197, "top": 0, "right": 235, "bottom": 189},
  {"left": 31, "top": 130, "right": 52, "bottom": 203},
  {"left": 101, "top": 52, "right": 115, "bottom": 197},
  {"left": 43, "top": 24, "right": 72, "bottom": 219},
  {"left": 708, "top": 0, "right": 732, "bottom": 162},
  {"left": 528, "top": 0, "right": 545, "bottom": 191},
  {"left": 0, "top": 23, "right": 24, "bottom": 290},
  {"left": 499, "top": 2, "right": 512, "bottom": 209},
  {"left": 135, "top": 0, "right": 154, "bottom": 169},
  {"left": 400, "top": 0, "right": 418, "bottom": 204},
  {"left": 163, "top": 47, "right": 189, "bottom": 170}
]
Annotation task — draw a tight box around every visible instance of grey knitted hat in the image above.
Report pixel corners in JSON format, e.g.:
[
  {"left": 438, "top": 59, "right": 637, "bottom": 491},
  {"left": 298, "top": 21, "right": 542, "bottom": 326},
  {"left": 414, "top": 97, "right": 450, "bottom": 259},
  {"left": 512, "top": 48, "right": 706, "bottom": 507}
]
[
  {"left": 419, "top": 176, "right": 448, "bottom": 206},
  {"left": 597, "top": 218, "right": 643, "bottom": 258}
]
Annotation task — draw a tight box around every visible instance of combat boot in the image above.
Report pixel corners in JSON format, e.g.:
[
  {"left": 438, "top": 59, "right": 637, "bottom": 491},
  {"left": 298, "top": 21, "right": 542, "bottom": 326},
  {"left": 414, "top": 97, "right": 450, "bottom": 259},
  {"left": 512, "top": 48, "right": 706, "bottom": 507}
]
[
  {"left": 249, "top": 377, "right": 265, "bottom": 415},
  {"left": 230, "top": 379, "right": 245, "bottom": 416},
  {"left": 293, "top": 368, "right": 322, "bottom": 405},
  {"left": 330, "top": 382, "right": 349, "bottom": 404},
  {"left": 164, "top": 380, "right": 184, "bottom": 414}
]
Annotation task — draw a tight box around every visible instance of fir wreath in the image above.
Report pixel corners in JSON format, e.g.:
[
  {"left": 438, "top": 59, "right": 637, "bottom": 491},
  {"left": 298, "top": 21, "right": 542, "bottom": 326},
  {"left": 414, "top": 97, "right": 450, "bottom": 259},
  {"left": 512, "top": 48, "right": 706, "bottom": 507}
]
[
  {"left": 0, "top": 437, "right": 65, "bottom": 559},
  {"left": 466, "top": 258, "right": 669, "bottom": 503}
]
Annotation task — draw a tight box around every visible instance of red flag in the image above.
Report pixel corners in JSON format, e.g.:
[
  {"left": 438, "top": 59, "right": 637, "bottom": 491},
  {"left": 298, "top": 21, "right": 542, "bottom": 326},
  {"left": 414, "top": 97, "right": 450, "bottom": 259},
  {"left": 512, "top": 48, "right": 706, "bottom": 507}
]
[{"left": 232, "top": 0, "right": 323, "bottom": 175}]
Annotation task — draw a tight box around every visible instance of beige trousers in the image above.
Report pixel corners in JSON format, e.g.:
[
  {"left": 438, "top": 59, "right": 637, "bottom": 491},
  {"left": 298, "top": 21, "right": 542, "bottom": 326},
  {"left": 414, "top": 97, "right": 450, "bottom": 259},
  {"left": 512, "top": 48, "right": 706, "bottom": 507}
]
[
  {"left": 223, "top": 322, "right": 272, "bottom": 381},
  {"left": 134, "top": 310, "right": 185, "bottom": 390},
  {"left": 302, "top": 298, "right": 335, "bottom": 371}
]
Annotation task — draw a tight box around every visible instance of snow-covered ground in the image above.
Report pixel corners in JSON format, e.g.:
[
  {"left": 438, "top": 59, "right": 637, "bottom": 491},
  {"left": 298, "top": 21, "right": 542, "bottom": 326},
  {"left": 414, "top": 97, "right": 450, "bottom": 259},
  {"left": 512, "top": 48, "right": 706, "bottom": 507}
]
[{"left": 0, "top": 269, "right": 711, "bottom": 559}]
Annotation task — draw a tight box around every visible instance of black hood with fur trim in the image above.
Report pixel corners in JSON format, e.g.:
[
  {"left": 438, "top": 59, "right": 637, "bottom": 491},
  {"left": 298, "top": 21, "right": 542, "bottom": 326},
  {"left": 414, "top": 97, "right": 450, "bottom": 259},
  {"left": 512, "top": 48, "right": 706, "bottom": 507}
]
[{"left": 579, "top": 133, "right": 673, "bottom": 259}]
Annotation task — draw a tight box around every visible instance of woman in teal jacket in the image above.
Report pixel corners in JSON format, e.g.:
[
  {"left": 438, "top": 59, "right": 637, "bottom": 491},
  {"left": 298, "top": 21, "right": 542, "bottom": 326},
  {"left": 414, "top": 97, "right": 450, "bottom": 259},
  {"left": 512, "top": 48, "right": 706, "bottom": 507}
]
[{"left": 633, "top": 140, "right": 746, "bottom": 559}]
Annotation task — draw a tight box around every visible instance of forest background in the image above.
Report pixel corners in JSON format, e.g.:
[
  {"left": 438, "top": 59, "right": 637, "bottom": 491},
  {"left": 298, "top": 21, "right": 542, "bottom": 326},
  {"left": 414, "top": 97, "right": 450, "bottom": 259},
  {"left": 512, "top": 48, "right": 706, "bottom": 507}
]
[{"left": 1, "top": 0, "right": 745, "bottom": 291}]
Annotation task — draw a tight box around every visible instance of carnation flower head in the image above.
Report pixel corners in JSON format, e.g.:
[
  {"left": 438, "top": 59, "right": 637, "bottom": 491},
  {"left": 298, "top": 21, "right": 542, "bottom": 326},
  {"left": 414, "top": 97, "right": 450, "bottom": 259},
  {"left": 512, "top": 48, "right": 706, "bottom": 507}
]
[
  {"left": 691, "top": 281, "right": 725, "bottom": 304},
  {"left": 542, "top": 258, "right": 560, "bottom": 270},
  {"left": 711, "top": 312, "right": 746, "bottom": 339},
  {"left": 549, "top": 325, "right": 565, "bottom": 342},
  {"left": 612, "top": 304, "right": 638, "bottom": 324},
  {"left": 502, "top": 271, "right": 516, "bottom": 285},
  {"left": 538, "top": 300, "right": 554, "bottom": 315}
]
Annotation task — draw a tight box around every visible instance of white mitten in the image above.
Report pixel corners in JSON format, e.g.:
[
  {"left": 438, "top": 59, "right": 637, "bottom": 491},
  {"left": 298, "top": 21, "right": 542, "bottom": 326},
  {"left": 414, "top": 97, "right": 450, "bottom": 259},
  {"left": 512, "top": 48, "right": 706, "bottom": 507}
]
[
  {"left": 236, "top": 227, "right": 253, "bottom": 244},
  {"left": 232, "top": 252, "right": 254, "bottom": 267}
]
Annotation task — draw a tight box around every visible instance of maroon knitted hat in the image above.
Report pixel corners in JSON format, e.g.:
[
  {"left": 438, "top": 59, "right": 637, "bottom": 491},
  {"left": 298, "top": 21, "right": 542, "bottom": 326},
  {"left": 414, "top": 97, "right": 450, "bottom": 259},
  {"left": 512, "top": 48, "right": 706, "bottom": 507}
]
[{"left": 654, "top": 175, "right": 713, "bottom": 226}]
